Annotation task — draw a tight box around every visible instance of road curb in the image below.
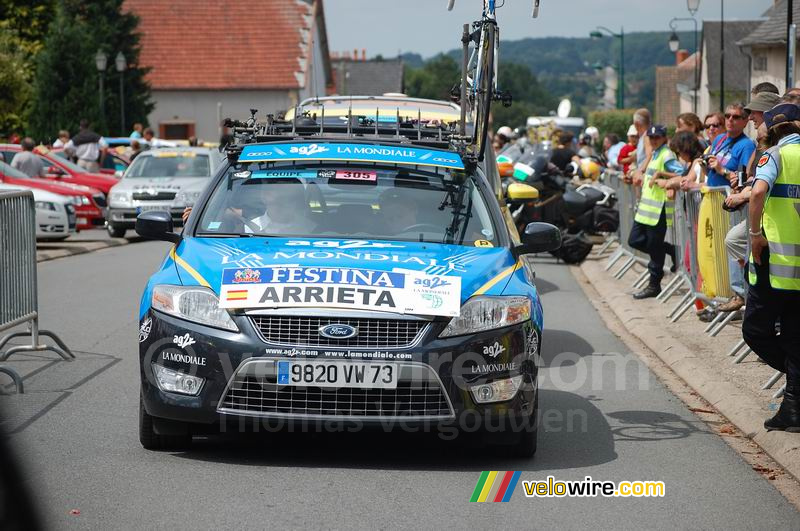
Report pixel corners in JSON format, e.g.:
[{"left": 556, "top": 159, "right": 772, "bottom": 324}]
[
  {"left": 574, "top": 257, "right": 800, "bottom": 483},
  {"left": 36, "top": 238, "right": 129, "bottom": 263}
]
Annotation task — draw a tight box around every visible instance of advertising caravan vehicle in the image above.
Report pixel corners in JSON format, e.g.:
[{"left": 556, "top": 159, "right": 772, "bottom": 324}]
[{"left": 134, "top": 112, "right": 560, "bottom": 456}]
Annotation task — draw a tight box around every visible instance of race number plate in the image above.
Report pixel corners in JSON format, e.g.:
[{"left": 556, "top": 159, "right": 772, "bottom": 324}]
[
  {"left": 136, "top": 205, "right": 168, "bottom": 214},
  {"left": 334, "top": 170, "right": 377, "bottom": 182},
  {"left": 276, "top": 361, "right": 397, "bottom": 389}
]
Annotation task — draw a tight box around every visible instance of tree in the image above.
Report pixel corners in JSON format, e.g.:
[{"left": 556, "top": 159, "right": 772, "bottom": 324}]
[
  {"left": 405, "top": 54, "right": 461, "bottom": 101},
  {"left": 29, "top": 0, "right": 153, "bottom": 140},
  {"left": 491, "top": 62, "right": 558, "bottom": 129}
]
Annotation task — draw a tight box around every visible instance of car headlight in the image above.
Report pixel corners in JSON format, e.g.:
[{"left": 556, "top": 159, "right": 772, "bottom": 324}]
[
  {"left": 152, "top": 285, "right": 239, "bottom": 332},
  {"left": 110, "top": 192, "right": 131, "bottom": 206},
  {"left": 440, "top": 296, "right": 530, "bottom": 337},
  {"left": 34, "top": 201, "right": 57, "bottom": 211},
  {"left": 174, "top": 190, "right": 202, "bottom": 206},
  {"left": 72, "top": 195, "right": 83, "bottom": 206},
  {"left": 80, "top": 195, "right": 90, "bottom": 205}
]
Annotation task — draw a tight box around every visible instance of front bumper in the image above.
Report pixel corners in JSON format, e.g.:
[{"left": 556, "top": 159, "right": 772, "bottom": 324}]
[{"left": 139, "top": 309, "right": 540, "bottom": 430}]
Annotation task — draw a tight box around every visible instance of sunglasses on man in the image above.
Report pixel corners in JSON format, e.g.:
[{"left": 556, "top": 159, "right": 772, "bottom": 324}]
[
  {"left": 704, "top": 122, "right": 721, "bottom": 129},
  {"left": 724, "top": 113, "right": 746, "bottom": 120}
]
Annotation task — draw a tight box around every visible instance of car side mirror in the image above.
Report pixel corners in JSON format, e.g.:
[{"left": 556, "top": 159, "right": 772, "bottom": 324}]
[
  {"left": 135, "top": 211, "right": 181, "bottom": 243},
  {"left": 514, "top": 222, "right": 561, "bottom": 256},
  {"left": 47, "top": 165, "right": 65, "bottom": 176},
  {"left": 506, "top": 182, "right": 539, "bottom": 204}
]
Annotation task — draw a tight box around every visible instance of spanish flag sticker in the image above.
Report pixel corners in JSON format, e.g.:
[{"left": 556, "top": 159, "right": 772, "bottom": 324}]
[
  {"left": 474, "top": 240, "right": 494, "bottom": 248},
  {"left": 226, "top": 290, "right": 249, "bottom": 301},
  {"left": 757, "top": 154, "right": 770, "bottom": 167}
]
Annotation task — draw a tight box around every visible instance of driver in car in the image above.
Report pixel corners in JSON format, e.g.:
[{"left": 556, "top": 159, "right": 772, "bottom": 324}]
[{"left": 378, "top": 188, "right": 422, "bottom": 234}]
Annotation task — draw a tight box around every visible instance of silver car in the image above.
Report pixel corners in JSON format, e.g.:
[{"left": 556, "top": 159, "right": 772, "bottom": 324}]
[
  {"left": 0, "top": 183, "right": 76, "bottom": 241},
  {"left": 106, "top": 147, "right": 222, "bottom": 238}
]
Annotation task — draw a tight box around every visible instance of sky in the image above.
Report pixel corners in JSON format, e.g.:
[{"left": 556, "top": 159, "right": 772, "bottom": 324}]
[{"left": 325, "top": 0, "right": 774, "bottom": 58}]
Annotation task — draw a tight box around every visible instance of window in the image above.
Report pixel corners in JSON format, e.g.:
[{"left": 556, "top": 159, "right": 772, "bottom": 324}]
[
  {"left": 159, "top": 122, "right": 195, "bottom": 140},
  {"left": 753, "top": 54, "right": 767, "bottom": 72}
]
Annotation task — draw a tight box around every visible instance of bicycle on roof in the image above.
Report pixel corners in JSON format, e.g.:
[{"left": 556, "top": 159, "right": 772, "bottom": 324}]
[{"left": 447, "top": 0, "right": 541, "bottom": 161}]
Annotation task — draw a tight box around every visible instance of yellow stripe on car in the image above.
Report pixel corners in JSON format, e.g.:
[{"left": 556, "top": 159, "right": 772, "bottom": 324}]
[
  {"left": 169, "top": 248, "right": 211, "bottom": 288},
  {"left": 472, "top": 259, "right": 522, "bottom": 296}
]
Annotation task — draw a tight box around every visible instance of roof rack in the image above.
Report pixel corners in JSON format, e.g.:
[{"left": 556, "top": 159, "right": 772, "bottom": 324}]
[{"left": 222, "top": 108, "right": 474, "bottom": 165}]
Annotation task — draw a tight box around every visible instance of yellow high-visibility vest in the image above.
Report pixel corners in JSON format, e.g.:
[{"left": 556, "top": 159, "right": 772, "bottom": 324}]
[{"left": 635, "top": 145, "right": 675, "bottom": 227}]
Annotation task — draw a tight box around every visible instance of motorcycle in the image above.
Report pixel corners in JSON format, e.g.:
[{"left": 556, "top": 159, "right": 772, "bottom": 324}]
[{"left": 500, "top": 141, "right": 619, "bottom": 264}]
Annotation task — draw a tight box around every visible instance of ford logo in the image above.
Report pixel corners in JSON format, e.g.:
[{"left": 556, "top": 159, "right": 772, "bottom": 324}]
[{"left": 318, "top": 324, "right": 358, "bottom": 339}]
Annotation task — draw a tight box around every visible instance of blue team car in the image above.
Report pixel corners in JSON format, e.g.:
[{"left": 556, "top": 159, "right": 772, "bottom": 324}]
[{"left": 135, "top": 114, "right": 560, "bottom": 456}]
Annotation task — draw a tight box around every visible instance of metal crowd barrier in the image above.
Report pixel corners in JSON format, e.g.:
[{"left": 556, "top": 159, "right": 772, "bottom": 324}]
[
  {"left": 0, "top": 191, "right": 74, "bottom": 393},
  {"left": 608, "top": 179, "right": 784, "bottom": 400}
]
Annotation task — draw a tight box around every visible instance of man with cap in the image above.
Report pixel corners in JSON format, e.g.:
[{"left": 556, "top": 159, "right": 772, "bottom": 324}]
[
  {"left": 744, "top": 103, "right": 800, "bottom": 432},
  {"left": 628, "top": 125, "right": 681, "bottom": 299},
  {"left": 745, "top": 91, "right": 780, "bottom": 129},
  {"left": 706, "top": 103, "right": 756, "bottom": 188}
]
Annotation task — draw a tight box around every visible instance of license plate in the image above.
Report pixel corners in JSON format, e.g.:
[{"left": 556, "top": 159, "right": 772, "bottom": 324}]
[
  {"left": 277, "top": 361, "right": 397, "bottom": 389},
  {"left": 136, "top": 205, "right": 167, "bottom": 214}
]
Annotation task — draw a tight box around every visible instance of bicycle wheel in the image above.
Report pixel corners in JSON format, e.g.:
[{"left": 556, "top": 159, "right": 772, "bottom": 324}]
[{"left": 472, "top": 22, "right": 495, "bottom": 161}]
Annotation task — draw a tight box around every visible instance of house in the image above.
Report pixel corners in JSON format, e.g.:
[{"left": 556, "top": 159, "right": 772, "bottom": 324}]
[
  {"left": 330, "top": 54, "right": 405, "bottom": 96},
  {"left": 655, "top": 50, "right": 694, "bottom": 125},
  {"left": 124, "top": 0, "right": 332, "bottom": 142},
  {"left": 738, "top": 0, "right": 800, "bottom": 94},
  {"left": 697, "top": 21, "right": 756, "bottom": 116}
]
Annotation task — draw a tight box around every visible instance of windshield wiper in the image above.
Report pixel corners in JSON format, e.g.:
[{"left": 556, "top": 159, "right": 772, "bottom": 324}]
[{"left": 195, "top": 232, "right": 255, "bottom": 238}]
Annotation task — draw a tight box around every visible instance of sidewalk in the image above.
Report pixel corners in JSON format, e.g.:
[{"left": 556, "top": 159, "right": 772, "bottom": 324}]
[
  {"left": 575, "top": 249, "right": 800, "bottom": 482},
  {"left": 36, "top": 231, "right": 132, "bottom": 262}
]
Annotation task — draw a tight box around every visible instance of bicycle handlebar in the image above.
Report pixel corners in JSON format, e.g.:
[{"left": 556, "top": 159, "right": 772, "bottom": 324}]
[{"left": 446, "top": 0, "right": 540, "bottom": 18}]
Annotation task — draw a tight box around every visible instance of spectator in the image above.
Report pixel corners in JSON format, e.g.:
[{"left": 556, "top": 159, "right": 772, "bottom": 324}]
[
  {"left": 653, "top": 131, "right": 705, "bottom": 190},
  {"left": 780, "top": 89, "right": 800, "bottom": 104},
  {"left": 718, "top": 123, "right": 770, "bottom": 314},
  {"left": 676, "top": 112, "right": 707, "bottom": 149},
  {"left": 706, "top": 103, "right": 756, "bottom": 188},
  {"left": 550, "top": 131, "right": 577, "bottom": 172},
  {"left": 129, "top": 140, "right": 143, "bottom": 161},
  {"left": 628, "top": 108, "right": 652, "bottom": 185},
  {"left": 617, "top": 125, "right": 638, "bottom": 174},
  {"left": 52, "top": 130, "right": 70, "bottom": 148},
  {"left": 142, "top": 127, "right": 174, "bottom": 148},
  {"left": 577, "top": 133, "right": 595, "bottom": 158},
  {"left": 743, "top": 103, "right": 800, "bottom": 432},
  {"left": 130, "top": 123, "right": 143, "bottom": 139},
  {"left": 628, "top": 124, "right": 677, "bottom": 299},
  {"left": 8, "top": 132, "right": 20, "bottom": 144},
  {"left": 10, "top": 138, "right": 46, "bottom": 178},
  {"left": 65, "top": 119, "right": 107, "bottom": 172},
  {"left": 703, "top": 112, "right": 724, "bottom": 145},
  {"left": 604, "top": 133, "right": 626, "bottom": 170},
  {"left": 745, "top": 92, "right": 780, "bottom": 129}
]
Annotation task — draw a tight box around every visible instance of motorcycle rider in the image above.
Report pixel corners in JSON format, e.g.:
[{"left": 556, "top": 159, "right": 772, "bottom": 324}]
[
  {"left": 628, "top": 125, "right": 679, "bottom": 299},
  {"left": 493, "top": 126, "right": 514, "bottom": 152}
]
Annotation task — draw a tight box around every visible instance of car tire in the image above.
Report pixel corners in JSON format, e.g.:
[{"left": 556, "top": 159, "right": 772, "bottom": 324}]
[
  {"left": 139, "top": 394, "right": 191, "bottom": 451},
  {"left": 507, "top": 388, "right": 538, "bottom": 458},
  {"left": 107, "top": 223, "right": 126, "bottom": 238}
]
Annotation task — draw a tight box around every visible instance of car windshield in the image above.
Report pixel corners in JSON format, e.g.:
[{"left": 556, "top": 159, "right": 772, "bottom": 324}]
[
  {"left": 46, "top": 152, "right": 88, "bottom": 173},
  {"left": 195, "top": 163, "right": 497, "bottom": 245},
  {"left": 126, "top": 152, "right": 210, "bottom": 178}
]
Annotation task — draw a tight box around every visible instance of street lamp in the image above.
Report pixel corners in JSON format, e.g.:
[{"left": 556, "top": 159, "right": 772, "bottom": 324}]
[
  {"left": 668, "top": 18, "right": 699, "bottom": 114},
  {"left": 687, "top": 0, "right": 700, "bottom": 16},
  {"left": 115, "top": 52, "right": 126, "bottom": 135},
  {"left": 590, "top": 26, "right": 624, "bottom": 109},
  {"left": 95, "top": 50, "right": 107, "bottom": 127}
]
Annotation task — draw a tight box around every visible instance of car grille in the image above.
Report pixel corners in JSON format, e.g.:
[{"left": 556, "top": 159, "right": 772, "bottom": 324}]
[
  {"left": 132, "top": 191, "right": 176, "bottom": 201},
  {"left": 250, "top": 315, "right": 428, "bottom": 349},
  {"left": 93, "top": 193, "right": 107, "bottom": 207},
  {"left": 218, "top": 363, "right": 453, "bottom": 419}
]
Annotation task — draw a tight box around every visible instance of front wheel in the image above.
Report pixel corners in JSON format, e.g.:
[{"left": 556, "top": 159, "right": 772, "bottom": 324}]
[
  {"left": 139, "top": 394, "right": 191, "bottom": 451},
  {"left": 107, "top": 222, "right": 126, "bottom": 238}
]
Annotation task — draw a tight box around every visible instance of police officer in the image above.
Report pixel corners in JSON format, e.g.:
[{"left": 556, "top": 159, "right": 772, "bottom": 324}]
[
  {"left": 628, "top": 125, "right": 681, "bottom": 299},
  {"left": 744, "top": 103, "right": 800, "bottom": 432}
]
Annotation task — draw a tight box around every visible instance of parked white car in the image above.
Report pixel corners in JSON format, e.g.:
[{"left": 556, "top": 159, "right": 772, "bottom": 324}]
[
  {"left": 0, "top": 183, "right": 76, "bottom": 241},
  {"left": 106, "top": 147, "right": 222, "bottom": 238}
]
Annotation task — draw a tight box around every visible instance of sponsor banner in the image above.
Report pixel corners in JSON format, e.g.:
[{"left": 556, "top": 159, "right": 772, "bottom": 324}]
[
  {"left": 218, "top": 265, "right": 460, "bottom": 316},
  {"left": 238, "top": 142, "right": 465, "bottom": 170}
]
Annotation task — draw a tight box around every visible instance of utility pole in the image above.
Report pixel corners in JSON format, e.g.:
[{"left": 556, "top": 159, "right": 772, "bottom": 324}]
[
  {"left": 720, "top": 0, "right": 725, "bottom": 111},
  {"left": 789, "top": 0, "right": 795, "bottom": 90}
]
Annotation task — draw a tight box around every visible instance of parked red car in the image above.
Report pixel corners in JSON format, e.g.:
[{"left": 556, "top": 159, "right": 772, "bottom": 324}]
[
  {"left": 0, "top": 160, "right": 104, "bottom": 230},
  {"left": 0, "top": 144, "right": 118, "bottom": 197}
]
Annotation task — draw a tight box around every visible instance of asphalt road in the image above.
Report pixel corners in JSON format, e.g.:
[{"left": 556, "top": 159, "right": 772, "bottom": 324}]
[{"left": 1, "top": 241, "right": 799, "bottom": 528}]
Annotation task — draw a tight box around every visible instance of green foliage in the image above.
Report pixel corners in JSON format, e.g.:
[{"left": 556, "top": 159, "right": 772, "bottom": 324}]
[
  {"left": 29, "top": 0, "right": 153, "bottom": 140},
  {"left": 0, "top": 30, "right": 34, "bottom": 137},
  {"left": 588, "top": 109, "right": 635, "bottom": 141},
  {"left": 404, "top": 54, "right": 461, "bottom": 101}
]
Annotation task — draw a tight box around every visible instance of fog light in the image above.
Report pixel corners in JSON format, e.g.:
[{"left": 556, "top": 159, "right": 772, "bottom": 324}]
[
  {"left": 470, "top": 375, "right": 524, "bottom": 404},
  {"left": 152, "top": 363, "right": 204, "bottom": 396}
]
